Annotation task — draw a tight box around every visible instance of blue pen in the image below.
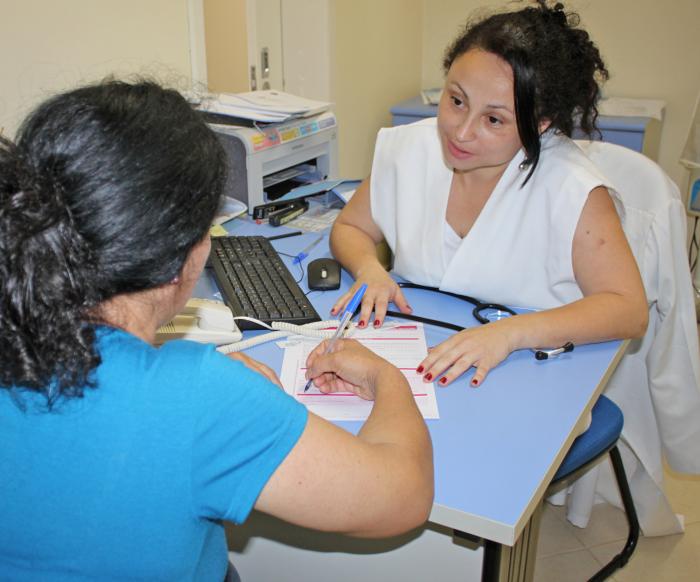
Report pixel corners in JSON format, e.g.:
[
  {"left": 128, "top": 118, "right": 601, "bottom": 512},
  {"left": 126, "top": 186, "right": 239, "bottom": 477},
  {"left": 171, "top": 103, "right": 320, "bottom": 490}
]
[
  {"left": 304, "top": 284, "right": 368, "bottom": 392},
  {"left": 293, "top": 234, "right": 325, "bottom": 264}
]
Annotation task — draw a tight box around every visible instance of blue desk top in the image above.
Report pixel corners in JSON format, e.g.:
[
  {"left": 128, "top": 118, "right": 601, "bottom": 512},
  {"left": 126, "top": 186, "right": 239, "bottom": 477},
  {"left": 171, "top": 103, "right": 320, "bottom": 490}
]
[
  {"left": 196, "top": 218, "right": 623, "bottom": 545},
  {"left": 390, "top": 95, "right": 652, "bottom": 132}
]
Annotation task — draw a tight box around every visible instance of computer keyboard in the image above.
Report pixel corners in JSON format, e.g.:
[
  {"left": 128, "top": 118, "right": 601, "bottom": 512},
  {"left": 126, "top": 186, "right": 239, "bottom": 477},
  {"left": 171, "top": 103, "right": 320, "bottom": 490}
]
[{"left": 209, "top": 235, "right": 321, "bottom": 330}]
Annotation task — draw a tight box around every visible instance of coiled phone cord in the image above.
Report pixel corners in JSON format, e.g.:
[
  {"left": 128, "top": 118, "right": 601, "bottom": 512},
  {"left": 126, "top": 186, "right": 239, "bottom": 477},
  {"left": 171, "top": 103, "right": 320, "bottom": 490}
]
[{"left": 217, "top": 319, "right": 346, "bottom": 354}]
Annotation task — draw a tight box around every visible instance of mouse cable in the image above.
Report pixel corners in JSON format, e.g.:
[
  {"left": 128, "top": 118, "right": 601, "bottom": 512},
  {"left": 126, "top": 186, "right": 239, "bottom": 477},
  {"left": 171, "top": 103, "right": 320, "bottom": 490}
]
[{"left": 217, "top": 319, "right": 347, "bottom": 354}]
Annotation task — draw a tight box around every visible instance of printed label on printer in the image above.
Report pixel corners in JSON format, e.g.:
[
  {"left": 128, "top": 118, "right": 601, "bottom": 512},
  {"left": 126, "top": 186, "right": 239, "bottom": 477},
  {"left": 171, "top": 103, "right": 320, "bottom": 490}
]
[
  {"left": 251, "top": 129, "right": 281, "bottom": 151},
  {"left": 280, "top": 127, "right": 301, "bottom": 142},
  {"left": 300, "top": 121, "right": 319, "bottom": 135}
]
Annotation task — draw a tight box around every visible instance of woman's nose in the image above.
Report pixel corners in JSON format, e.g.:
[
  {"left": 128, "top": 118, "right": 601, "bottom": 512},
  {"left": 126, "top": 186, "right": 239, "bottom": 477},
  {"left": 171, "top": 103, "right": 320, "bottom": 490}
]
[{"left": 455, "top": 116, "right": 477, "bottom": 142}]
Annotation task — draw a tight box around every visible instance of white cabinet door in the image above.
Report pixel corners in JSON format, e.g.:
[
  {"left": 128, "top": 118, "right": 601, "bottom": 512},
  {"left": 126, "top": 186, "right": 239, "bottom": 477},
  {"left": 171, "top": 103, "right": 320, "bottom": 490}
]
[{"left": 247, "top": 0, "right": 284, "bottom": 91}]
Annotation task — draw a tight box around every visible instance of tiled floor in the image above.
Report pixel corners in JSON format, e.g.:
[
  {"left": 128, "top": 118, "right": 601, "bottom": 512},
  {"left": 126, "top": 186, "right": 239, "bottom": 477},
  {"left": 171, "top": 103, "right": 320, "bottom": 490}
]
[
  {"left": 533, "top": 322, "right": 700, "bottom": 581},
  {"left": 534, "top": 471, "right": 700, "bottom": 581}
]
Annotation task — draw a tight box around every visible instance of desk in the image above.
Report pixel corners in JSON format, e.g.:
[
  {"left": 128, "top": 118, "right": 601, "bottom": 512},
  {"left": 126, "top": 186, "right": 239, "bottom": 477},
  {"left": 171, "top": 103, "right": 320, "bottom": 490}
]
[
  {"left": 390, "top": 95, "right": 662, "bottom": 160},
  {"left": 196, "top": 220, "right": 625, "bottom": 581}
]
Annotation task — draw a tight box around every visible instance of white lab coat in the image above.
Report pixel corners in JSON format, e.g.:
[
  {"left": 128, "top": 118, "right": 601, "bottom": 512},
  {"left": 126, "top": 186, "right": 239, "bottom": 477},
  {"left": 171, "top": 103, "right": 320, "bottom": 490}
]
[
  {"left": 371, "top": 119, "right": 613, "bottom": 309},
  {"left": 567, "top": 141, "right": 700, "bottom": 536}
]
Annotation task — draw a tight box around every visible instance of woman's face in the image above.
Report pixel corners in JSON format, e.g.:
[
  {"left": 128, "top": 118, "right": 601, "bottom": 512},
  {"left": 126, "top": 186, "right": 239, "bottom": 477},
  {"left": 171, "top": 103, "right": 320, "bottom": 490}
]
[{"left": 437, "top": 48, "right": 523, "bottom": 176}]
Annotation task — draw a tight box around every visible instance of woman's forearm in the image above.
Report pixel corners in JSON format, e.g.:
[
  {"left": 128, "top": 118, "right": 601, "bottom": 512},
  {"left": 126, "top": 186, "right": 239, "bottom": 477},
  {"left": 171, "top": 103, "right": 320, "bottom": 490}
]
[
  {"left": 503, "top": 292, "right": 648, "bottom": 352},
  {"left": 354, "top": 365, "right": 434, "bottom": 535},
  {"left": 330, "top": 221, "right": 385, "bottom": 278}
]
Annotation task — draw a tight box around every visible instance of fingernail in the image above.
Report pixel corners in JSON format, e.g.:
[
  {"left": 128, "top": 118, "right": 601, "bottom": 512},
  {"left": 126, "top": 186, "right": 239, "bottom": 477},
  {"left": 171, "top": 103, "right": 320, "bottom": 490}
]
[
  {"left": 358, "top": 320, "right": 365, "bottom": 328},
  {"left": 406, "top": 304, "right": 412, "bottom": 311},
  {"left": 425, "top": 373, "right": 433, "bottom": 381},
  {"left": 439, "top": 377, "right": 447, "bottom": 385},
  {"left": 471, "top": 379, "right": 478, "bottom": 387},
  {"left": 416, "top": 365, "right": 424, "bottom": 373},
  {"left": 330, "top": 308, "right": 336, "bottom": 315},
  {"left": 373, "top": 319, "right": 381, "bottom": 327}
]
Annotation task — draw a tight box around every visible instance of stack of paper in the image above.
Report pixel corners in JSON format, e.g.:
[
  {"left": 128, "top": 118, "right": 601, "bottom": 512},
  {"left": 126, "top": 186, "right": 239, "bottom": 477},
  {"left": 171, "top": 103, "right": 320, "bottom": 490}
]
[
  {"left": 200, "top": 90, "right": 331, "bottom": 123},
  {"left": 420, "top": 88, "right": 442, "bottom": 106},
  {"left": 598, "top": 97, "right": 666, "bottom": 121},
  {"left": 279, "top": 321, "right": 439, "bottom": 421}
]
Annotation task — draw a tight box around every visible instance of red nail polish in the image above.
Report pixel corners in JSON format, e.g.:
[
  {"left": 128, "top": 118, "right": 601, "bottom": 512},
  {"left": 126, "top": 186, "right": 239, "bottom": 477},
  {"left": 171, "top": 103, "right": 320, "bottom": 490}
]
[
  {"left": 471, "top": 379, "right": 478, "bottom": 387},
  {"left": 416, "top": 365, "right": 424, "bottom": 373},
  {"left": 358, "top": 320, "right": 365, "bottom": 328},
  {"left": 425, "top": 373, "right": 433, "bottom": 381},
  {"left": 439, "top": 377, "right": 447, "bottom": 385},
  {"left": 373, "top": 319, "right": 381, "bottom": 327}
]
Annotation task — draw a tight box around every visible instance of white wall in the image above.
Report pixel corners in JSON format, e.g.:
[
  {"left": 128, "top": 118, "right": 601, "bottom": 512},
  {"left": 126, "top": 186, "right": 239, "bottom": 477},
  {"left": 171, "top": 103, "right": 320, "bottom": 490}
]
[
  {"left": 331, "top": 0, "right": 423, "bottom": 177},
  {"left": 3, "top": 1, "right": 697, "bottom": 192},
  {"left": 420, "top": 0, "right": 700, "bottom": 192},
  {"left": 0, "top": 0, "right": 193, "bottom": 139}
]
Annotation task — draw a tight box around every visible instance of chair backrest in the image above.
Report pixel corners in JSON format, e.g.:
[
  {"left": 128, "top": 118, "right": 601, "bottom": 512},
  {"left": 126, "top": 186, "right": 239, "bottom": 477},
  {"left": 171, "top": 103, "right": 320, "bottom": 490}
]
[
  {"left": 574, "top": 139, "right": 682, "bottom": 285},
  {"left": 576, "top": 139, "right": 700, "bottom": 473}
]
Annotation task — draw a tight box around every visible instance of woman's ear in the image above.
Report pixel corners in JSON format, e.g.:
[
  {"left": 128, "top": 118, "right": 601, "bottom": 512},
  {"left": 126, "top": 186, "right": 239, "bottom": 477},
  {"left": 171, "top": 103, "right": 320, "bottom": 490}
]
[{"left": 539, "top": 119, "right": 551, "bottom": 134}]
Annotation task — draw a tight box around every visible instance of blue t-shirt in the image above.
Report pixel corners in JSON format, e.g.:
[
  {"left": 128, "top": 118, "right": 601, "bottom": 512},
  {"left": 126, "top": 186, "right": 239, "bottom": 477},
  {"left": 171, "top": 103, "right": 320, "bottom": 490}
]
[{"left": 0, "top": 328, "right": 307, "bottom": 581}]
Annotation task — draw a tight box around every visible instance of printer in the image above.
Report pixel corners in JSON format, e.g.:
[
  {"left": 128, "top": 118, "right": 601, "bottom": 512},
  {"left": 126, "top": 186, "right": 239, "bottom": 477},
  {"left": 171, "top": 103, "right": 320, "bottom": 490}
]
[{"left": 209, "top": 111, "right": 338, "bottom": 213}]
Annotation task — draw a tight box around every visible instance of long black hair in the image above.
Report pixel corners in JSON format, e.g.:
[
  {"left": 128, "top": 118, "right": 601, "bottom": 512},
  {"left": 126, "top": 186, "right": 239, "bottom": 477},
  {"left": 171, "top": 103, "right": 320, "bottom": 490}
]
[
  {"left": 0, "top": 80, "right": 226, "bottom": 403},
  {"left": 443, "top": 1, "right": 608, "bottom": 183}
]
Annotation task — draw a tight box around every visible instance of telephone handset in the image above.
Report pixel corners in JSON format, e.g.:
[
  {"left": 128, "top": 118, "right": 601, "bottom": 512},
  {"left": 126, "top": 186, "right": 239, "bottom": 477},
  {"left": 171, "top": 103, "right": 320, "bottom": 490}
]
[{"left": 155, "top": 298, "right": 242, "bottom": 345}]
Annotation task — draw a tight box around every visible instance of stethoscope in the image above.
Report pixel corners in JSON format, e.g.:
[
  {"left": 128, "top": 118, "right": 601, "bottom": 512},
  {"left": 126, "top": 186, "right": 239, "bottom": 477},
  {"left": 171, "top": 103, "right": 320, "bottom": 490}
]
[{"left": 384, "top": 282, "right": 574, "bottom": 360}]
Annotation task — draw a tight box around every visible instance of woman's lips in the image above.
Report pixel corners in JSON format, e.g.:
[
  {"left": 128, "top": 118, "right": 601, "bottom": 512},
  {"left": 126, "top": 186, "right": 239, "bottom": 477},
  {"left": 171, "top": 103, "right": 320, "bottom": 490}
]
[{"left": 447, "top": 139, "right": 473, "bottom": 160}]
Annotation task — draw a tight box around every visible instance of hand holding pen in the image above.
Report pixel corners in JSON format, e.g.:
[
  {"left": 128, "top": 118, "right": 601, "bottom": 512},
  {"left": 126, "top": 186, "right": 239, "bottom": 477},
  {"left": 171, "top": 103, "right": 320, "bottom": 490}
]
[{"left": 304, "top": 284, "right": 367, "bottom": 392}]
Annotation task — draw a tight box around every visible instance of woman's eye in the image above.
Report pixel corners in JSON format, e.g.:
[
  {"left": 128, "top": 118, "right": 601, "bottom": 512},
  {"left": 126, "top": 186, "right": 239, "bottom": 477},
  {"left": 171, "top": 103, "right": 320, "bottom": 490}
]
[
  {"left": 487, "top": 116, "right": 502, "bottom": 126},
  {"left": 450, "top": 95, "right": 463, "bottom": 107}
]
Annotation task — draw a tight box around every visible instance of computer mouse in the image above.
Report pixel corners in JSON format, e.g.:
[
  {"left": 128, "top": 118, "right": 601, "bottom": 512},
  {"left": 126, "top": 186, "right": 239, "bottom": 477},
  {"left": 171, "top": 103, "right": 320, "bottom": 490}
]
[{"left": 307, "top": 257, "right": 341, "bottom": 290}]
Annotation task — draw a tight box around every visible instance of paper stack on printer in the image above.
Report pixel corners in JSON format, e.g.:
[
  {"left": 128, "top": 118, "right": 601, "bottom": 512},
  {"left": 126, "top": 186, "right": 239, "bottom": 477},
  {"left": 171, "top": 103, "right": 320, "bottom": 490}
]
[{"left": 198, "top": 90, "right": 331, "bottom": 123}]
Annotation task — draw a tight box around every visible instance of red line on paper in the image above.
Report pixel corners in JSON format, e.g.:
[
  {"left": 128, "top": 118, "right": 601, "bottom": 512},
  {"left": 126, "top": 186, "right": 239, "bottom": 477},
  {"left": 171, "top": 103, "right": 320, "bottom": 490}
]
[
  {"left": 359, "top": 338, "right": 419, "bottom": 341},
  {"left": 298, "top": 392, "right": 429, "bottom": 397},
  {"left": 297, "top": 392, "right": 358, "bottom": 397}
]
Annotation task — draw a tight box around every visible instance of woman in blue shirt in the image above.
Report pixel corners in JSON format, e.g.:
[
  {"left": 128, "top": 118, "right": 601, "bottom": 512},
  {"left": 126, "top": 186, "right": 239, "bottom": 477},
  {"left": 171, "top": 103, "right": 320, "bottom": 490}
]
[{"left": 0, "top": 80, "right": 433, "bottom": 581}]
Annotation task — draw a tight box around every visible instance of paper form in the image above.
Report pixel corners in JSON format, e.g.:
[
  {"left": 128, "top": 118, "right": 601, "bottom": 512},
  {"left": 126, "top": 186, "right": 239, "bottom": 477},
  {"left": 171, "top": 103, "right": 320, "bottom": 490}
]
[
  {"left": 279, "top": 322, "right": 439, "bottom": 421},
  {"left": 285, "top": 206, "right": 340, "bottom": 232}
]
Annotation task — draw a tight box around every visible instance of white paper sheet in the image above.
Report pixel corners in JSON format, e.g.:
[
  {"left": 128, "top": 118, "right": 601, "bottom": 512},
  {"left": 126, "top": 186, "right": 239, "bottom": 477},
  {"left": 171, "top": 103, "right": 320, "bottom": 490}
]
[{"left": 280, "top": 322, "right": 439, "bottom": 421}]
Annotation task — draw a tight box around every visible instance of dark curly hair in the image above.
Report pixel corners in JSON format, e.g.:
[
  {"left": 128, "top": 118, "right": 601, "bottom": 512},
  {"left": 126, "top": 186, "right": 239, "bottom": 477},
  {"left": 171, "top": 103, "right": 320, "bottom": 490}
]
[
  {"left": 443, "top": 0, "right": 608, "bottom": 183},
  {"left": 0, "top": 80, "right": 226, "bottom": 405}
]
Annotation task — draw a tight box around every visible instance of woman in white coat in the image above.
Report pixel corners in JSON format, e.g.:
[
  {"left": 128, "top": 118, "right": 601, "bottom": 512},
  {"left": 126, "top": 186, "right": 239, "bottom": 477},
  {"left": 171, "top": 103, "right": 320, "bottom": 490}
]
[
  {"left": 328, "top": 0, "right": 694, "bottom": 536},
  {"left": 331, "top": 1, "right": 647, "bottom": 388}
]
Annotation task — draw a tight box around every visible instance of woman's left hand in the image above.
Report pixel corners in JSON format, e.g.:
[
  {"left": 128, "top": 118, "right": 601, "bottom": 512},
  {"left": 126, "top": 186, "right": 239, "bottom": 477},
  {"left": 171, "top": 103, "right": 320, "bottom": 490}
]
[
  {"left": 227, "top": 352, "right": 283, "bottom": 388},
  {"left": 417, "top": 322, "right": 514, "bottom": 387}
]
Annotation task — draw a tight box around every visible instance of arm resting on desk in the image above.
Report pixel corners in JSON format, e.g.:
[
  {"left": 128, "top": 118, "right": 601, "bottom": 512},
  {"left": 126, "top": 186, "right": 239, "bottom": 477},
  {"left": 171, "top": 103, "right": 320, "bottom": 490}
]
[
  {"left": 419, "top": 187, "right": 648, "bottom": 387},
  {"left": 255, "top": 341, "right": 434, "bottom": 538}
]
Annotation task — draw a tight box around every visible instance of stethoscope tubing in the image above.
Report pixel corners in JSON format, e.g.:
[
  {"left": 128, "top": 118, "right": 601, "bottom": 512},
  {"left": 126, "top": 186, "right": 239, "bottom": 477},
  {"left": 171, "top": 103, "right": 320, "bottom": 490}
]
[
  {"left": 386, "top": 282, "right": 573, "bottom": 360},
  {"left": 397, "top": 282, "right": 516, "bottom": 324},
  {"left": 384, "top": 309, "right": 464, "bottom": 332}
]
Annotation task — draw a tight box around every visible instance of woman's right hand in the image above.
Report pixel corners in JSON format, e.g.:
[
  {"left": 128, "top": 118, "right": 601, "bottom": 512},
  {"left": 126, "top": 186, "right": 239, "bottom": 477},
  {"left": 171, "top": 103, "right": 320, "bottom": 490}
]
[
  {"left": 305, "top": 338, "right": 400, "bottom": 400},
  {"left": 330, "top": 263, "right": 412, "bottom": 328}
]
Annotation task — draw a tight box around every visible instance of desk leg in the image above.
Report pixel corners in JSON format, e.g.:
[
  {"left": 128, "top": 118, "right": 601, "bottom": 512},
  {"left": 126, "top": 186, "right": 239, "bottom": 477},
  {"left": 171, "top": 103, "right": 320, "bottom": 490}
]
[{"left": 457, "top": 503, "right": 543, "bottom": 582}]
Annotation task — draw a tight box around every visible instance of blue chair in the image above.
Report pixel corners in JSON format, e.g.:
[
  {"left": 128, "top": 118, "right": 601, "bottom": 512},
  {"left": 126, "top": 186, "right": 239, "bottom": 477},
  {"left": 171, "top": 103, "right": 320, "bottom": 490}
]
[{"left": 548, "top": 395, "right": 640, "bottom": 581}]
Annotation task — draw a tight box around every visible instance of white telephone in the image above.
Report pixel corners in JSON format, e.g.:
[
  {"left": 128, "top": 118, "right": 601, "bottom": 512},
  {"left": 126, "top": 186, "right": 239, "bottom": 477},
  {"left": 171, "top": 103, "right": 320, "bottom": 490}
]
[{"left": 155, "top": 298, "right": 242, "bottom": 345}]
